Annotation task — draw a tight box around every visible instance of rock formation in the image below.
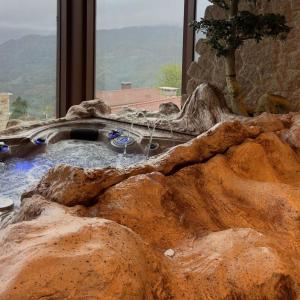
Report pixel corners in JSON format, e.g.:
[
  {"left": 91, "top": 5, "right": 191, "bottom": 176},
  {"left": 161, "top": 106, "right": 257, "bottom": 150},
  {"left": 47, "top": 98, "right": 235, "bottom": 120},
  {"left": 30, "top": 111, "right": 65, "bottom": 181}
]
[
  {"left": 0, "top": 82, "right": 289, "bottom": 138},
  {"left": 188, "top": 0, "right": 300, "bottom": 111},
  {"left": 2, "top": 111, "right": 300, "bottom": 298},
  {"left": 65, "top": 99, "right": 111, "bottom": 120}
]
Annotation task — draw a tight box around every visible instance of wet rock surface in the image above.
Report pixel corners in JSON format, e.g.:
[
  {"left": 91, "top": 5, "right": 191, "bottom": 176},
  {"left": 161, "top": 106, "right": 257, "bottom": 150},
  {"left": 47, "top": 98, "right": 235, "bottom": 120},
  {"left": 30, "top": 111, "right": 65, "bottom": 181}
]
[{"left": 2, "top": 111, "right": 300, "bottom": 298}]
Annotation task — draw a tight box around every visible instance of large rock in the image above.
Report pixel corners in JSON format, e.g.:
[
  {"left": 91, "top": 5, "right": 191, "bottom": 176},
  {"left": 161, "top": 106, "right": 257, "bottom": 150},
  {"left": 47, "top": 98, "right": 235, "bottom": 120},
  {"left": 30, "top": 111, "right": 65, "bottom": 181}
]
[
  {"left": 66, "top": 99, "right": 111, "bottom": 120},
  {"left": 159, "top": 102, "right": 180, "bottom": 116},
  {"left": 2, "top": 127, "right": 300, "bottom": 298},
  {"left": 25, "top": 121, "right": 260, "bottom": 206},
  {"left": 3, "top": 111, "right": 300, "bottom": 298},
  {"left": 172, "top": 83, "right": 237, "bottom": 134},
  {"left": 0, "top": 207, "right": 175, "bottom": 299},
  {"left": 188, "top": 1, "right": 300, "bottom": 111},
  {"left": 110, "top": 83, "right": 245, "bottom": 135}
]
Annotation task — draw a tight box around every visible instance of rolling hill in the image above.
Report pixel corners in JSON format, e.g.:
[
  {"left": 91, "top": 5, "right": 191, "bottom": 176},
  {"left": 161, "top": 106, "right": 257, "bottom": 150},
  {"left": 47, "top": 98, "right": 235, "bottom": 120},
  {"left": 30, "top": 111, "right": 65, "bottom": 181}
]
[{"left": 0, "top": 25, "right": 183, "bottom": 118}]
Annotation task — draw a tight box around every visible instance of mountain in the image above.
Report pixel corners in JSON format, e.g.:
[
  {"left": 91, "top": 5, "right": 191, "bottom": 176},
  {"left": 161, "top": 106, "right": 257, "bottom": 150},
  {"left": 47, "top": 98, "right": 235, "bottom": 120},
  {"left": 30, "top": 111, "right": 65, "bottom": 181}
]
[
  {"left": 0, "top": 34, "right": 57, "bottom": 117},
  {"left": 0, "top": 25, "right": 183, "bottom": 118},
  {"left": 96, "top": 26, "right": 183, "bottom": 90},
  {"left": 0, "top": 25, "right": 55, "bottom": 45}
]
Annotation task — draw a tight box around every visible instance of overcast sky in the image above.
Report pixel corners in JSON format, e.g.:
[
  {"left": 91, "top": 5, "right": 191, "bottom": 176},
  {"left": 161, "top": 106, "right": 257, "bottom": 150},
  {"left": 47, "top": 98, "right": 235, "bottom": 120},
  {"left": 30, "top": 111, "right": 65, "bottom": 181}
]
[
  {"left": 0, "top": 0, "right": 210, "bottom": 42},
  {"left": 97, "top": 0, "right": 210, "bottom": 29}
]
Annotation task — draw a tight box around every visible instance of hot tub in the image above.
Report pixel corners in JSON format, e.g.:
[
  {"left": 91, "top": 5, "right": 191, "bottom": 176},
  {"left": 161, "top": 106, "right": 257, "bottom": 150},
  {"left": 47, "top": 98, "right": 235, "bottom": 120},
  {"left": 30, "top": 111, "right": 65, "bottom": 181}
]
[{"left": 0, "top": 118, "right": 192, "bottom": 207}]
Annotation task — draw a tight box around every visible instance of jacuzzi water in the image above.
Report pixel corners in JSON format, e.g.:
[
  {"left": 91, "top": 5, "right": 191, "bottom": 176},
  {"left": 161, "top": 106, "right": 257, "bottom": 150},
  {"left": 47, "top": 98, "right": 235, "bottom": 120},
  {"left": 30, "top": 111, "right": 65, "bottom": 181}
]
[{"left": 0, "top": 139, "right": 146, "bottom": 207}]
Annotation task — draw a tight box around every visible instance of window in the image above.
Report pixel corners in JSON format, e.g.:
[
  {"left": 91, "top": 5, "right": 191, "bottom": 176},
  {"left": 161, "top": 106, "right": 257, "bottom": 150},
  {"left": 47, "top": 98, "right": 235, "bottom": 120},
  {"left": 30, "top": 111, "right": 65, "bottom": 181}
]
[
  {"left": 0, "top": 0, "right": 57, "bottom": 130},
  {"left": 96, "top": 0, "right": 184, "bottom": 113},
  {"left": 0, "top": 1, "right": 196, "bottom": 123},
  {"left": 195, "top": 0, "right": 211, "bottom": 61}
]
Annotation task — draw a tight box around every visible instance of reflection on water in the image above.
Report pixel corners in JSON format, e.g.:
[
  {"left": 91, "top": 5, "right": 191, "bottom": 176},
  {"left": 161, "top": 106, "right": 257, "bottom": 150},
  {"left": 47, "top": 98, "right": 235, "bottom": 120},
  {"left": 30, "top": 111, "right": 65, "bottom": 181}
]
[{"left": 0, "top": 139, "right": 145, "bottom": 207}]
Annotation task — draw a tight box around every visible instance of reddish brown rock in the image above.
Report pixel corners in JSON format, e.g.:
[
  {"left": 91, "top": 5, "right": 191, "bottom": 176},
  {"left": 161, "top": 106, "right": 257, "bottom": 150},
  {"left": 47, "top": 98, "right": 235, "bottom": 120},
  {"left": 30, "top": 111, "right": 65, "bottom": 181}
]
[
  {"left": 2, "top": 110, "right": 300, "bottom": 298},
  {"left": 0, "top": 212, "right": 177, "bottom": 300},
  {"left": 87, "top": 131, "right": 300, "bottom": 298},
  {"left": 26, "top": 121, "right": 260, "bottom": 206}
]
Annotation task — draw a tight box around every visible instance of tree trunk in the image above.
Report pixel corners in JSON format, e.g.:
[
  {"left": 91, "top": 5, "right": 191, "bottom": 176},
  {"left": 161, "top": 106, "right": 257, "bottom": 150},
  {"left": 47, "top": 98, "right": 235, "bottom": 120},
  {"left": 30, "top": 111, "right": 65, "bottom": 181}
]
[{"left": 225, "top": 0, "right": 249, "bottom": 116}]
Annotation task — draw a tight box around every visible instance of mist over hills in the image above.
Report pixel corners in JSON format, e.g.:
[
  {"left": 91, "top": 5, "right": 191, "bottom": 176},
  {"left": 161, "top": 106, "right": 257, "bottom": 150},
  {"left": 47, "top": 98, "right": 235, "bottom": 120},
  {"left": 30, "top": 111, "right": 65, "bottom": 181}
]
[{"left": 0, "top": 25, "right": 183, "bottom": 117}]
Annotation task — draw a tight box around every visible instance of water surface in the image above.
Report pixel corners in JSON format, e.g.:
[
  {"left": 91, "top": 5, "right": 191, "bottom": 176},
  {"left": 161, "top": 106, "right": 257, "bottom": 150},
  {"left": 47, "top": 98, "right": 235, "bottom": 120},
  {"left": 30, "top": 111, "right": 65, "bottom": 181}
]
[{"left": 0, "top": 139, "right": 145, "bottom": 206}]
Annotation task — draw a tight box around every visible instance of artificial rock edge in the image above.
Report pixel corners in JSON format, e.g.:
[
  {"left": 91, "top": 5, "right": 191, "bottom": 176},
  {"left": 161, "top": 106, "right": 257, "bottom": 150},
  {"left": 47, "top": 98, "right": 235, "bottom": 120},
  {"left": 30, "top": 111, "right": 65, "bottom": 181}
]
[{"left": 1, "top": 84, "right": 300, "bottom": 299}]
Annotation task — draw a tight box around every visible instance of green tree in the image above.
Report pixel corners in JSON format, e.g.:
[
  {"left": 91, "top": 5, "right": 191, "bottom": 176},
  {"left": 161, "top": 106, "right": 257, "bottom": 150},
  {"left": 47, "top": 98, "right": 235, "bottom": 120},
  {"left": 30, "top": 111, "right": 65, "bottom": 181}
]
[
  {"left": 157, "top": 64, "right": 182, "bottom": 94},
  {"left": 10, "top": 97, "right": 28, "bottom": 119},
  {"left": 191, "top": 0, "right": 291, "bottom": 115}
]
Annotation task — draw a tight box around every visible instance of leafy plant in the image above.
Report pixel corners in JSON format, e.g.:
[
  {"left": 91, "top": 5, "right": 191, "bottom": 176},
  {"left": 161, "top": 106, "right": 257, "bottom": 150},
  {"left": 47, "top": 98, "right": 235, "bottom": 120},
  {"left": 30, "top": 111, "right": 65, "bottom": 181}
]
[
  {"left": 10, "top": 97, "right": 28, "bottom": 120},
  {"left": 157, "top": 64, "right": 182, "bottom": 95}
]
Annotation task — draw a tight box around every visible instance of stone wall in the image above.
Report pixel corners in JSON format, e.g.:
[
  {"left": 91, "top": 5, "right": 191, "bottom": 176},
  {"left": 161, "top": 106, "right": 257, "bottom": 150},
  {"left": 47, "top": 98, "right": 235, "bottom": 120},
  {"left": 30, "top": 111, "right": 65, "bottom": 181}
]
[
  {"left": 0, "top": 93, "right": 10, "bottom": 130},
  {"left": 188, "top": 0, "right": 300, "bottom": 111}
]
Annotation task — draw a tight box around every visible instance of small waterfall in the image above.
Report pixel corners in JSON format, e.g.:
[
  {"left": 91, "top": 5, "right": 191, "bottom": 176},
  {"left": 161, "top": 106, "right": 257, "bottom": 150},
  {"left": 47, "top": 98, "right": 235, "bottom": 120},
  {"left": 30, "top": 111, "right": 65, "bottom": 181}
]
[{"left": 146, "top": 118, "right": 162, "bottom": 160}]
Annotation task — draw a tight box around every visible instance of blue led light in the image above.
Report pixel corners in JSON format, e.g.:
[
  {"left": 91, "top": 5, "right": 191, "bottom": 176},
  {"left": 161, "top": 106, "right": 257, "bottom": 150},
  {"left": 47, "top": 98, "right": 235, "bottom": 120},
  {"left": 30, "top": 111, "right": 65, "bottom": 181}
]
[
  {"left": 111, "top": 135, "right": 135, "bottom": 148},
  {"left": 34, "top": 138, "right": 47, "bottom": 145},
  {"left": 12, "top": 161, "right": 34, "bottom": 172},
  {"left": 108, "top": 129, "right": 123, "bottom": 140},
  {"left": 0, "top": 144, "right": 9, "bottom": 153}
]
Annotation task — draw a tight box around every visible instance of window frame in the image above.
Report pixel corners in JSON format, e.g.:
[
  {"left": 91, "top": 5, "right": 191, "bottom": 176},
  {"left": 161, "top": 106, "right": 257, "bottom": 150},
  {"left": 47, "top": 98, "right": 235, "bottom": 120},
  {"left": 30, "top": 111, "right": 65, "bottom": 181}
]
[
  {"left": 57, "top": 0, "right": 196, "bottom": 117},
  {"left": 57, "top": 0, "right": 96, "bottom": 117}
]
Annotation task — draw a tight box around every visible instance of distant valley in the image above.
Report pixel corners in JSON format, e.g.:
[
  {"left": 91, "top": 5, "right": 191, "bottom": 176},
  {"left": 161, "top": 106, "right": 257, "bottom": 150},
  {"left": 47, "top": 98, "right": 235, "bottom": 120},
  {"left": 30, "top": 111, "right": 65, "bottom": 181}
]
[{"left": 0, "top": 25, "right": 183, "bottom": 118}]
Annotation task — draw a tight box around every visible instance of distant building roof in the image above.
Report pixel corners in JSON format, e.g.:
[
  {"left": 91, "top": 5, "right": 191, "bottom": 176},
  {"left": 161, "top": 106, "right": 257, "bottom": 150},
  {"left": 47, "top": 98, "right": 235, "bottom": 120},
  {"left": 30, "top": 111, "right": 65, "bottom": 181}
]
[
  {"left": 0, "top": 93, "right": 13, "bottom": 96},
  {"left": 96, "top": 87, "right": 181, "bottom": 112}
]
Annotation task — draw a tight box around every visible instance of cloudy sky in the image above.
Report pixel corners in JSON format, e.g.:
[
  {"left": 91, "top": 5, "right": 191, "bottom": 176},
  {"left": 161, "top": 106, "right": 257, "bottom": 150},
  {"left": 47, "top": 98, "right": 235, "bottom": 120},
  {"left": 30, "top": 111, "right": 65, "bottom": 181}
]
[
  {"left": 0, "top": 0, "right": 210, "bottom": 42},
  {"left": 97, "top": 0, "right": 210, "bottom": 29}
]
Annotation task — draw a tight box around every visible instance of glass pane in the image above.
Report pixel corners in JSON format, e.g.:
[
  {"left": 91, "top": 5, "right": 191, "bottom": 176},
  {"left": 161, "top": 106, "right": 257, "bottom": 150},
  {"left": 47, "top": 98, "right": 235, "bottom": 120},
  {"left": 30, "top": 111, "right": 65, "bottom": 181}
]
[
  {"left": 195, "top": 0, "right": 211, "bottom": 61},
  {"left": 96, "top": 0, "right": 184, "bottom": 113},
  {"left": 0, "top": 0, "right": 57, "bottom": 130}
]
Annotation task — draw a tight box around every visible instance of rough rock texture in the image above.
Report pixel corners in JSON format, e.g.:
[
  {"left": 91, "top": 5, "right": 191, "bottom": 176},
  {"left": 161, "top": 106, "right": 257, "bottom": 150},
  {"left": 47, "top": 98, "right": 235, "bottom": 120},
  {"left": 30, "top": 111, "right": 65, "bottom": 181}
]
[
  {"left": 24, "top": 121, "right": 260, "bottom": 206},
  {"left": 0, "top": 197, "right": 178, "bottom": 300},
  {"left": 0, "top": 82, "right": 287, "bottom": 139},
  {"left": 66, "top": 99, "right": 111, "bottom": 120},
  {"left": 2, "top": 113, "right": 300, "bottom": 298},
  {"left": 108, "top": 83, "right": 234, "bottom": 135},
  {"left": 6, "top": 119, "right": 27, "bottom": 128},
  {"left": 110, "top": 83, "right": 293, "bottom": 135},
  {"left": 188, "top": 0, "right": 300, "bottom": 111},
  {"left": 0, "top": 99, "right": 111, "bottom": 138},
  {"left": 282, "top": 113, "right": 300, "bottom": 148},
  {"left": 172, "top": 83, "right": 235, "bottom": 134},
  {"left": 159, "top": 102, "right": 180, "bottom": 115}
]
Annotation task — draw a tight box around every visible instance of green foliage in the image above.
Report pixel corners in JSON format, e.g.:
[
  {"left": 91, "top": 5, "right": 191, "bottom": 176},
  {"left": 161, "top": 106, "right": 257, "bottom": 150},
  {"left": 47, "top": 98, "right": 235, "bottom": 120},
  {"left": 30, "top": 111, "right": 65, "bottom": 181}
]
[
  {"left": 157, "top": 64, "right": 182, "bottom": 94},
  {"left": 191, "top": 2, "right": 291, "bottom": 57},
  {"left": 0, "top": 26, "right": 182, "bottom": 118},
  {"left": 10, "top": 97, "right": 28, "bottom": 119}
]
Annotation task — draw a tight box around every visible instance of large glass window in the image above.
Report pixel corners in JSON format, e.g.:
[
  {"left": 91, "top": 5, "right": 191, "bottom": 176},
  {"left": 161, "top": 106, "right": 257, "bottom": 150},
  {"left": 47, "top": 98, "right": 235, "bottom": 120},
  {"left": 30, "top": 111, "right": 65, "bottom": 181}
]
[
  {"left": 0, "top": 0, "right": 57, "bottom": 130},
  {"left": 195, "top": 0, "right": 211, "bottom": 61},
  {"left": 96, "top": 0, "right": 184, "bottom": 113}
]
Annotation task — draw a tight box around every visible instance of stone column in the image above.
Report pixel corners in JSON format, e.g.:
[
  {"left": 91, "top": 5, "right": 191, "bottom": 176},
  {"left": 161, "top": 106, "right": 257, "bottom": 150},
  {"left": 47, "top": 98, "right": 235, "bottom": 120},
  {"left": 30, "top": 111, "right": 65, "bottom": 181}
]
[{"left": 0, "top": 93, "right": 12, "bottom": 130}]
